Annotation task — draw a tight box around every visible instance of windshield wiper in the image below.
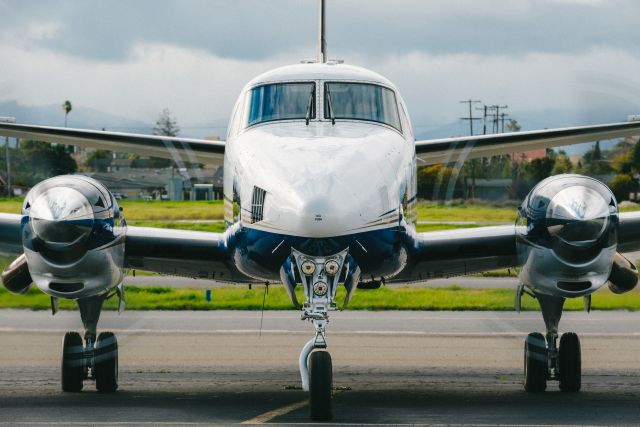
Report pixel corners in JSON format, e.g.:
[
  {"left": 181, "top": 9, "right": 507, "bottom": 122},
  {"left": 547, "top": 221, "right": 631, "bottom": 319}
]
[
  {"left": 305, "top": 87, "right": 314, "bottom": 126},
  {"left": 326, "top": 85, "right": 335, "bottom": 125}
]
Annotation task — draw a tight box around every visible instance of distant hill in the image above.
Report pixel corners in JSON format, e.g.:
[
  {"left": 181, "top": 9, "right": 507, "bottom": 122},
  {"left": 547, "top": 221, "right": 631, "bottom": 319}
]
[
  {"left": 0, "top": 101, "right": 226, "bottom": 140},
  {"left": 0, "top": 100, "right": 152, "bottom": 134}
]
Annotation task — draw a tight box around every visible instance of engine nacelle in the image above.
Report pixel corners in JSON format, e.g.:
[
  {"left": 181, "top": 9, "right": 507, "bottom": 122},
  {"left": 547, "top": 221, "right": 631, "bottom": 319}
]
[
  {"left": 19, "top": 175, "right": 127, "bottom": 299},
  {"left": 516, "top": 174, "right": 618, "bottom": 297}
]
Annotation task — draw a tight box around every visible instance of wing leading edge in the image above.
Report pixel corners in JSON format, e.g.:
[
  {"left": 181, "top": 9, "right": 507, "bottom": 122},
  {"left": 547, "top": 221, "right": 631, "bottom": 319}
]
[
  {"left": 399, "top": 211, "right": 640, "bottom": 282},
  {"left": 415, "top": 121, "right": 640, "bottom": 166},
  {"left": 0, "top": 123, "right": 225, "bottom": 166},
  {"left": 124, "top": 226, "right": 240, "bottom": 282}
]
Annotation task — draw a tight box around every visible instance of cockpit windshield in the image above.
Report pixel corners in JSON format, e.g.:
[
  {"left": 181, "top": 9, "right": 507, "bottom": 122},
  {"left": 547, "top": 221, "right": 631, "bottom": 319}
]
[
  {"left": 324, "top": 82, "right": 401, "bottom": 131},
  {"left": 244, "top": 82, "right": 315, "bottom": 127}
]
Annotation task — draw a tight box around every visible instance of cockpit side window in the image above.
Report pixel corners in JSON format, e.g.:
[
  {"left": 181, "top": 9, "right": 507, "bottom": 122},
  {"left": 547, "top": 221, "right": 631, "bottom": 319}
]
[
  {"left": 244, "top": 82, "right": 316, "bottom": 127},
  {"left": 324, "top": 82, "right": 402, "bottom": 132}
]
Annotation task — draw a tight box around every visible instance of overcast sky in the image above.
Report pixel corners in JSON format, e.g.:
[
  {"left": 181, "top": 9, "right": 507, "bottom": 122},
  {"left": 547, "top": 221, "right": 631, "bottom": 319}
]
[{"left": 1, "top": 0, "right": 639, "bottom": 135}]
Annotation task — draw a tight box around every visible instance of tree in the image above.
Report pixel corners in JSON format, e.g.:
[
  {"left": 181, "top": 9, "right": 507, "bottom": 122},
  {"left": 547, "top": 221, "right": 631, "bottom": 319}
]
[
  {"left": 7, "top": 140, "right": 78, "bottom": 186},
  {"left": 526, "top": 157, "right": 555, "bottom": 184},
  {"left": 609, "top": 174, "right": 638, "bottom": 202},
  {"left": 417, "top": 164, "right": 464, "bottom": 200},
  {"left": 153, "top": 108, "right": 180, "bottom": 137},
  {"left": 581, "top": 141, "right": 612, "bottom": 175},
  {"left": 62, "top": 100, "right": 72, "bottom": 127},
  {"left": 144, "top": 108, "right": 181, "bottom": 169},
  {"left": 85, "top": 150, "right": 112, "bottom": 172},
  {"left": 505, "top": 119, "right": 521, "bottom": 133},
  {"left": 551, "top": 152, "right": 573, "bottom": 175}
]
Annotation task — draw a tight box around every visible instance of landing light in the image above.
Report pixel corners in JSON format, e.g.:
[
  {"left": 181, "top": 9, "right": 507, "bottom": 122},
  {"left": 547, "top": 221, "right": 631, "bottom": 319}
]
[
  {"left": 301, "top": 260, "right": 316, "bottom": 276},
  {"left": 313, "top": 281, "right": 328, "bottom": 296},
  {"left": 324, "top": 260, "right": 340, "bottom": 276}
]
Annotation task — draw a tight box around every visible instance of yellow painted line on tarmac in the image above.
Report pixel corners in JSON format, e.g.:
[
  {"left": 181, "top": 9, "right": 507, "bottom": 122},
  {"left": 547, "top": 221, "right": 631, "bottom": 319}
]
[{"left": 240, "top": 398, "right": 308, "bottom": 424}]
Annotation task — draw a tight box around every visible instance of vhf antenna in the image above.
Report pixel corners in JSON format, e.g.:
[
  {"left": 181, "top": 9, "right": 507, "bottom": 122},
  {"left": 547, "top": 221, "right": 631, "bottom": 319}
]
[{"left": 317, "top": 0, "right": 327, "bottom": 63}]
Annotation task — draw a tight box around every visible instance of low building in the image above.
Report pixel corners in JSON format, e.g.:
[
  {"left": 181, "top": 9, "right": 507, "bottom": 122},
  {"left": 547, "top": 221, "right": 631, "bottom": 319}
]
[{"left": 466, "top": 178, "right": 512, "bottom": 201}]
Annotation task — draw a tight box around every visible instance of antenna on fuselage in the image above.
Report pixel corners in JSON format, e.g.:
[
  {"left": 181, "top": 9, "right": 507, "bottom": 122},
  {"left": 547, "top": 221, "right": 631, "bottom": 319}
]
[{"left": 317, "top": 0, "right": 327, "bottom": 63}]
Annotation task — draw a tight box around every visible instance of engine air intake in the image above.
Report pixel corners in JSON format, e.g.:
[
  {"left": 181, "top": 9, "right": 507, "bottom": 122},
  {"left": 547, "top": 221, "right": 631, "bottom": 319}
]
[
  {"left": 556, "top": 281, "right": 591, "bottom": 292},
  {"left": 49, "top": 282, "right": 84, "bottom": 293}
]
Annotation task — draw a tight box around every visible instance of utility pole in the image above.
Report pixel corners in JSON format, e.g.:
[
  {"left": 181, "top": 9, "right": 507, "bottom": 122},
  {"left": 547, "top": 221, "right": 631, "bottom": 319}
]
[
  {"left": 476, "top": 105, "right": 490, "bottom": 135},
  {"left": 459, "top": 99, "right": 482, "bottom": 136},
  {"left": 491, "top": 105, "right": 508, "bottom": 133},
  {"left": 0, "top": 116, "right": 16, "bottom": 197},
  {"left": 459, "top": 100, "right": 481, "bottom": 200}
]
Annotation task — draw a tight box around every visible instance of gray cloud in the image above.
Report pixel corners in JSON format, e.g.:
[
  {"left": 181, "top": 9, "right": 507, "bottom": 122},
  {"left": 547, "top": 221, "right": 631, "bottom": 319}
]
[
  {"left": 1, "top": 0, "right": 639, "bottom": 134},
  {"left": 1, "top": 0, "right": 639, "bottom": 62}
]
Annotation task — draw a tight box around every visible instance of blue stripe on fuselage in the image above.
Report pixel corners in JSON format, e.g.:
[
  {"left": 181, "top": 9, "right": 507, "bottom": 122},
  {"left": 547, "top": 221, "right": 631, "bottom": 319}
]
[{"left": 230, "top": 225, "right": 407, "bottom": 281}]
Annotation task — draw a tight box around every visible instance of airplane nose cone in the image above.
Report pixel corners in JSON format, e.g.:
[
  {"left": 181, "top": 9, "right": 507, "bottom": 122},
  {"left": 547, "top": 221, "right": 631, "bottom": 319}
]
[
  {"left": 546, "top": 186, "right": 611, "bottom": 246},
  {"left": 30, "top": 187, "right": 94, "bottom": 246},
  {"left": 295, "top": 195, "right": 344, "bottom": 237}
]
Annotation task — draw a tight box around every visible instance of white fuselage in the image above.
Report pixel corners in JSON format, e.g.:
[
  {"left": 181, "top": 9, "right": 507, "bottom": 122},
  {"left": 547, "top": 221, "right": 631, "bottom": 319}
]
[{"left": 221, "top": 63, "right": 418, "bottom": 280}]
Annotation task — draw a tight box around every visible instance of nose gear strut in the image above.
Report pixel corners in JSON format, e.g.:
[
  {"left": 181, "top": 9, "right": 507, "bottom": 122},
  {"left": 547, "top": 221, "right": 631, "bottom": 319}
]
[{"left": 290, "top": 247, "right": 355, "bottom": 421}]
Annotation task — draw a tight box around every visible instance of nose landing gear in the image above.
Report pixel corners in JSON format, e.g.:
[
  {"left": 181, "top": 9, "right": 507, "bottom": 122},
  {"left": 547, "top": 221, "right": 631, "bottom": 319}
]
[{"left": 286, "top": 248, "right": 357, "bottom": 422}]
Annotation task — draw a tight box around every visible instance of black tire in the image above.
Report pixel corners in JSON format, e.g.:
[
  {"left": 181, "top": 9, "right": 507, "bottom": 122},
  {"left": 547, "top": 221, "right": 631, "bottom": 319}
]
[
  {"left": 61, "top": 332, "right": 84, "bottom": 392},
  {"left": 558, "top": 332, "right": 581, "bottom": 392},
  {"left": 309, "top": 350, "right": 333, "bottom": 421},
  {"left": 94, "top": 332, "right": 118, "bottom": 392},
  {"left": 524, "top": 332, "right": 547, "bottom": 392}
]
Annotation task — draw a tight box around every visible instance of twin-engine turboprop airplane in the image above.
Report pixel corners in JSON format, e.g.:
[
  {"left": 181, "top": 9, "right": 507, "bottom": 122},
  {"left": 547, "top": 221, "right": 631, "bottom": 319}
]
[{"left": 2, "top": 0, "right": 640, "bottom": 421}]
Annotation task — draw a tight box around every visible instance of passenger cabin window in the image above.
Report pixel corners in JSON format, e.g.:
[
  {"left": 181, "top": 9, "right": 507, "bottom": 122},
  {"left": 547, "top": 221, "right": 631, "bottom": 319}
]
[
  {"left": 324, "top": 82, "right": 402, "bottom": 132},
  {"left": 244, "top": 82, "right": 316, "bottom": 127}
]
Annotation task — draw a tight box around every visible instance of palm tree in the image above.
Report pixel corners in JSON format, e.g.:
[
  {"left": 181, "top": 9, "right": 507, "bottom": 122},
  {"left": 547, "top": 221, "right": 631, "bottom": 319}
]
[{"left": 62, "top": 100, "right": 72, "bottom": 127}]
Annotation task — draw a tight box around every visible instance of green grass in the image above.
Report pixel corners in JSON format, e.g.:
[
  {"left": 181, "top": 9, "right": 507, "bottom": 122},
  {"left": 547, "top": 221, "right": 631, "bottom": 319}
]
[
  {"left": 128, "top": 221, "right": 226, "bottom": 233},
  {"left": 416, "top": 203, "right": 518, "bottom": 222},
  {"left": 0, "top": 198, "right": 224, "bottom": 220},
  {"left": 2, "top": 285, "right": 640, "bottom": 311},
  {"left": 119, "top": 200, "right": 224, "bottom": 220}
]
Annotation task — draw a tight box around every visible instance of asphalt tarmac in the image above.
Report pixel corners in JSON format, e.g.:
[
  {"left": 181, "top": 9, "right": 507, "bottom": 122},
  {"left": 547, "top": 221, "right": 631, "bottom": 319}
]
[{"left": 1, "top": 310, "right": 640, "bottom": 426}]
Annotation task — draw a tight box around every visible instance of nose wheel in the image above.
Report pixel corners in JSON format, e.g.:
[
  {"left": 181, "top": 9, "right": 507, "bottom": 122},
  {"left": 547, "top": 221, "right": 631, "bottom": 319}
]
[{"left": 309, "top": 350, "right": 333, "bottom": 421}]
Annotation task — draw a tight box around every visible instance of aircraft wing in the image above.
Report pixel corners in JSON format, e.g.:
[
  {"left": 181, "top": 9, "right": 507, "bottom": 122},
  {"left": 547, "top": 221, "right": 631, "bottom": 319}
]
[
  {"left": 398, "top": 211, "right": 640, "bottom": 282},
  {"left": 0, "top": 213, "right": 23, "bottom": 255},
  {"left": 399, "top": 225, "right": 518, "bottom": 281},
  {"left": 415, "top": 121, "right": 640, "bottom": 166},
  {"left": 0, "top": 123, "right": 225, "bottom": 166},
  {"left": 124, "top": 226, "right": 240, "bottom": 281}
]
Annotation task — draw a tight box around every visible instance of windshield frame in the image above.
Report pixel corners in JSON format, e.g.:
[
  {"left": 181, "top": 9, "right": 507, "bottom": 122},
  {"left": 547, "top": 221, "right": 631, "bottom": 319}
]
[
  {"left": 242, "top": 81, "right": 317, "bottom": 129},
  {"left": 323, "top": 81, "right": 403, "bottom": 133}
]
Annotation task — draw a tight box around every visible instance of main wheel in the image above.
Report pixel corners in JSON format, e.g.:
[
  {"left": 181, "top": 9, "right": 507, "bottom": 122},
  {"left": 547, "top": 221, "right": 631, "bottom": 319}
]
[
  {"left": 524, "top": 332, "right": 547, "bottom": 392},
  {"left": 61, "top": 332, "right": 84, "bottom": 392},
  {"left": 309, "top": 350, "right": 333, "bottom": 421},
  {"left": 558, "top": 332, "right": 581, "bottom": 392},
  {"left": 94, "top": 332, "right": 118, "bottom": 392}
]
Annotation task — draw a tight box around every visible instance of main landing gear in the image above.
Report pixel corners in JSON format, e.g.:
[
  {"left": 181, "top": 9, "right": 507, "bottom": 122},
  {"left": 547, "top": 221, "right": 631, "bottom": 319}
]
[
  {"left": 522, "top": 290, "right": 581, "bottom": 392},
  {"left": 61, "top": 293, "right": 120, "bottom": 392},
  {"left": 289, "top": 248, "right": 355, "bottom": 422}
]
